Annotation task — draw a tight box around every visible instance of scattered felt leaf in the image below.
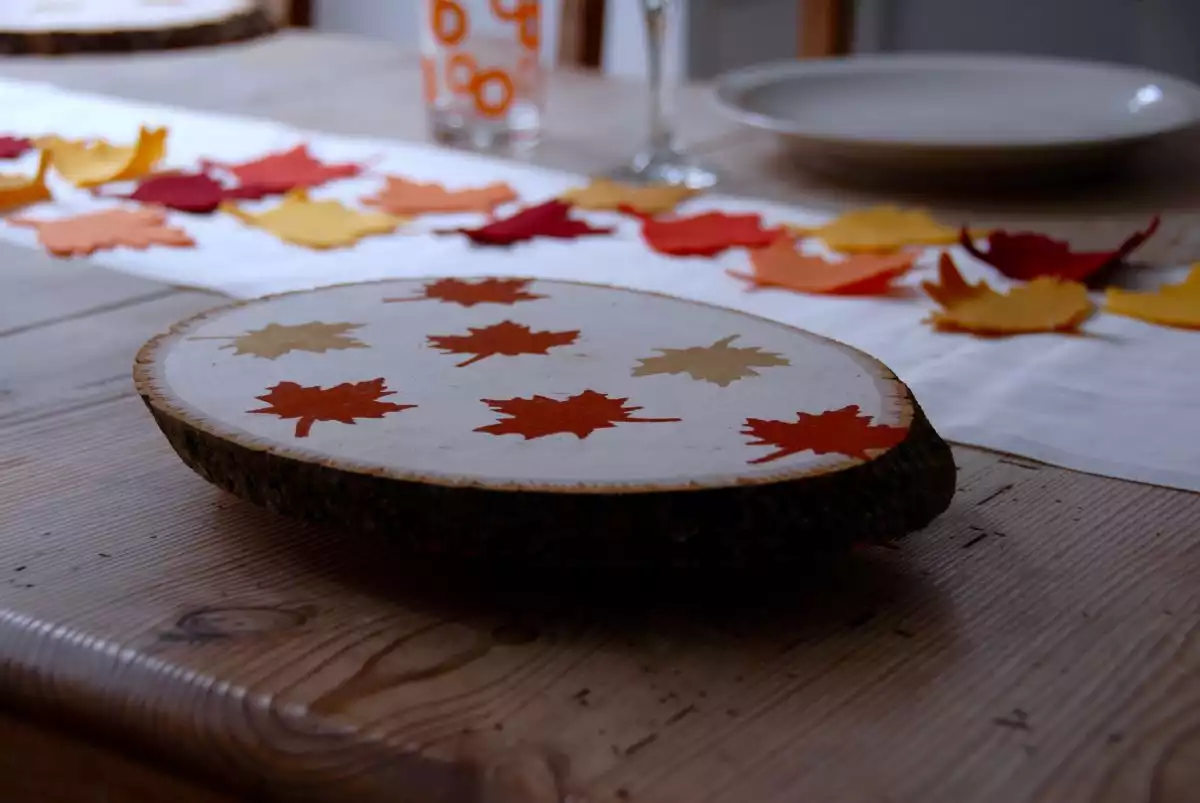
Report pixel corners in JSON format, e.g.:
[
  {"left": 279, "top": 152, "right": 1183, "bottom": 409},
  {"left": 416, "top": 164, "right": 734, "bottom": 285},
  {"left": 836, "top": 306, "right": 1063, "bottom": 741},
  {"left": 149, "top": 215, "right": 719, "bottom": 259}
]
[
  {"left": 361, "top": 176, "right": 517, "bottom": 216},
  {"left": 1104, "top": 264, "right": 1200, "bottom": 329},
  {"left": 742, "top": 405, "right": 908, "bottom": 465},
  {"left": 448, "top": 200, "right": 613, "bottom": 246},
  {"left": 727, "top": 235, "right": 916, "bottom": 295},
  {"left": 39, "top": 125, "right": 167, "bottom": 188},
  {"left": 794, "top": 206, "right": 964, "bottom": 253},
  {"left": 560, "top": 177, "right": 695, "bottom": 216},
  {"left": 476, "top": 389, "right": 682, "bottom": 440},
  {"left": 191, "top": 322, "right": 369, "bottom": 359},
  {"left": 960, "top": 216, "right": 1160, "bottom": 283},
  {"left": 102, "top": 170, "right": 273, "bottom": 214},
  {"left": 384, "top": 277, "right": 544, "bottom": 307},
  {"left": 202, "top": 144, "right": 363, "bottom": 194},
  {"left": 0, "top": 135, "right": 33, "bottom": 160},
  {"left": 922, "top": 253, "right": 1094, "bottom": 335},
  {"left": 221, "top": 188, "right": 401, "bottom": 249},
  {"left": 0, "top": 150, "right": 52, "bottom": 211},
  {"left": 632, "top": 335, "right": 789, "bottom": 387},
  {"left": 249, "top": 378, "right": 415, "bottom": 438},
  {"left": 641, "top": 211, "right": 779, "bottom": 257},
  {"left": 427, "top": 320, "right": 579, "bottom": 367},
  {"left": 9, "top": 207, "right": 194, "bottom": 257}
]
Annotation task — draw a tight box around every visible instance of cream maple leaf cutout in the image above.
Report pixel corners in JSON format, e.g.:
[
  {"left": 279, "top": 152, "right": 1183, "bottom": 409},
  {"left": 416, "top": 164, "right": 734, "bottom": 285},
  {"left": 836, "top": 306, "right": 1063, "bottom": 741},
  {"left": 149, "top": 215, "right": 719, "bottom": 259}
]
[
  {"left": 191, "top": 322, "right": 369, "bottom": 359},
  {"left": 632, "top": 335, "right": 790, "bottom": 387}
]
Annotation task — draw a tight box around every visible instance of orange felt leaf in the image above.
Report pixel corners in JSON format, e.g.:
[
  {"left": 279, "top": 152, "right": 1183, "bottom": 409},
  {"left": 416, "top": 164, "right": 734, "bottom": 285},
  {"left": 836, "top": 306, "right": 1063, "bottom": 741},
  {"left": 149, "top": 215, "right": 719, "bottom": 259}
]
[
  {"left": 361, "top": 176, "right": 518, "bottom": 216},
  {"left": 248, "top": 378, "right": 416, "bottom": 438},
  {"left": 384, "top": 277, "right": 545, "bottom": 307},
  {"left": 921, "top": 253, "right": 1094, "bottom": 335},
  {"left": 742, "top": 405, "right": 908, "bottom": 465},
  {"left": 476, "top": 389, "right": 682, "bottom": 440},
  {"left": 427, "top": 320, "right": 579, "bottom": 367},
  {"left": 202, "top": 144, "right": 363, "bottom": 194},
  {"left": 641, "top": 211, "right": 779, "bottom": 257},
  {"left": 0, "top": 150, "right": 52, "bottom": 211},
  {"left": 727, "top": 235, "right": 916, "bottom": 295},
  {"left": 8, "top": 207, "right": 194, "bottom": 257},
  {"left": 1104, "top": 264, "right": 1200, "bottom": 329}
]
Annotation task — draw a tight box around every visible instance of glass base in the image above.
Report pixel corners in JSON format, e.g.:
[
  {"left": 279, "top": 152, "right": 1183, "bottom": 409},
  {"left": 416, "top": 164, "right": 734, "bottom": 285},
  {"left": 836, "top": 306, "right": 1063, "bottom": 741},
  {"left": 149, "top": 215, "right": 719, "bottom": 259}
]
[{"left": 609, "top": 148, "right": 719, "bottom": 190}]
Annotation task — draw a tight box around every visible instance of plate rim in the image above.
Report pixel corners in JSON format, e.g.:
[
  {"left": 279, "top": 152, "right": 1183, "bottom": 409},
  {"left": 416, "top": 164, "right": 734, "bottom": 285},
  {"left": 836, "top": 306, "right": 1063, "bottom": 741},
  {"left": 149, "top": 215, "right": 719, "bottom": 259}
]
[{"left": 712, "top": 52, "right": 1200, "bottom": 151}]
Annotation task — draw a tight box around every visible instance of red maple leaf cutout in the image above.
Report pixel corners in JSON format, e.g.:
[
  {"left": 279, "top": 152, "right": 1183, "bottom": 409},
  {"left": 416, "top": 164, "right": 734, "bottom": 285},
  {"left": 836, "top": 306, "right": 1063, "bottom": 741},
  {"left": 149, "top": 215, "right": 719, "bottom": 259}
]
[
  {"left": 447, "top": 200, "right": 613, "bottom": 246},
  {"left": 742, "top": 405, "right": 908, "bottom": 465},
  {"left": 427, "top": 320, "right": 579, "bottom": 367},
  {"left": 384, "top": 277, "right": 545, "bottom": 307},
  {"left": 202, "top": 144, "right": 364, "bottom": 194},
  {"left": 641, "top": 211, "right": 781, "bottom": 257},
  {"left": 100, "top": 171, "right": 273, "bottom": 214},
  {"left": 959, "top": 217, "right": 1160, "bottom": 283},
  {"left": 476, "top": 389, "right": 682, "bottom": 440},
  {"left": 0, "top": 135, "right": 33, "bottom": 160},
  {"left": 248, "top": 378, "right": 415, "bottom": 438}
]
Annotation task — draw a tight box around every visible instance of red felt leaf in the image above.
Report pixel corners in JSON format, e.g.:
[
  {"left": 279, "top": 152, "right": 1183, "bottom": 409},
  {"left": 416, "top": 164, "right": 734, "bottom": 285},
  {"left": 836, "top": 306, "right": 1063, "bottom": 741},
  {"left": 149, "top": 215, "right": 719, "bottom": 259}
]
[
  {"left": 0, "top": 135, "right": 33, "bottom": 160},
  {"left": 959, "top": 216, "right": 1160, "bottom": 283},
  {"left": 100, "top": 171, "right": 273, "bottom": 214},
  {"left": 476, "top": 389, "right": 682, "bottom": 440},
  {"left": 641, "top": 211, "right": 780, "bottom": 257},
  {"left": 384, "top": 277, "right": 545, "bottom": 307},
  {"left": 201, "top": 144, "right": 364, "bottom": 194},
  {"left": 447, "top": 200, "right": 613, "bottom": 246},
  {"left": 427, "top": 320, "right": 579, "bottom": 367},
  {"left": 248, "top": 378, "right": 415, "bottom": 438},
  {"left": 741, "top": 405, "right": 907, "bottom": 465}
]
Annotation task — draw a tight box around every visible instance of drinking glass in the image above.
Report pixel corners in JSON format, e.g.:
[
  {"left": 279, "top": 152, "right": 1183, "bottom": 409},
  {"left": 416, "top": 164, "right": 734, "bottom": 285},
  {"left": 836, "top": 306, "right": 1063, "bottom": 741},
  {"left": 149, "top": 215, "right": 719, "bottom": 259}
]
[{"left": 609, "top": 0, "right": 717, "bottom": 188}]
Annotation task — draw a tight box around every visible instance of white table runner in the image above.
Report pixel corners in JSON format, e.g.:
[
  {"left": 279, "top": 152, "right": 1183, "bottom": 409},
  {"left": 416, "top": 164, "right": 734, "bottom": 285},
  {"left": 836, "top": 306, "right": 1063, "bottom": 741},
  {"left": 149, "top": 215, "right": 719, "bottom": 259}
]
[{"left": 3, "top": 77, "right": 1198, "bottom": 492}]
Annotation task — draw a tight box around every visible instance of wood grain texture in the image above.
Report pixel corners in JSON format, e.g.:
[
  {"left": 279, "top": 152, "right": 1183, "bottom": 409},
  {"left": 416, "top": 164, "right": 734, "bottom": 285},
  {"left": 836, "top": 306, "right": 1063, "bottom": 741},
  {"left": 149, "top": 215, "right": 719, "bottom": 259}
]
[
  {"left": 0, "top": 31, "right": 1197, "bottom": 803},
  {"left": 0, "top": 1, "right": 274, "bottom": 55}
]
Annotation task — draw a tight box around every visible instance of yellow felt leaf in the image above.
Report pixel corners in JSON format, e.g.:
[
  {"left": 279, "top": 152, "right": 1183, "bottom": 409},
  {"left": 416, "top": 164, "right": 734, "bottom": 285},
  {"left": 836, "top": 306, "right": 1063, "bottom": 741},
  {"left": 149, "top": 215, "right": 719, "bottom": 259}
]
[
  {"left": 0, "top": 151, "right": 52, "bottom": 211},
  {"left": 39, "top": 126, "right": 167, "bottom": 188},
  {"left": 922, "top": 253, "right": 1094, "bottom": 335},
  {"left": 221, "top": 188, "right": 401, "bottom": 249},
  {"left": 1104, "top": 264, "right": 1200, "bottom": 329},
  {"left": 794, "top": 205, "right": 965, "bottom": 253},
  {"left": 560, "top": 177, "right": 696, "bottom": 215}
]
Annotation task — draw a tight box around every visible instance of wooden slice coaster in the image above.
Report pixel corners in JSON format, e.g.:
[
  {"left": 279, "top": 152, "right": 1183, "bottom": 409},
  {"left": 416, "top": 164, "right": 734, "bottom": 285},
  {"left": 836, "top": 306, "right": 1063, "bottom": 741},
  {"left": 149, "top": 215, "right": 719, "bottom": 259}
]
[
  {"left": 135, "top": 278, "right": 956, "bottom": 569},
  {"left": 0, "top": 0, "right": 272, "bottom": 55}
]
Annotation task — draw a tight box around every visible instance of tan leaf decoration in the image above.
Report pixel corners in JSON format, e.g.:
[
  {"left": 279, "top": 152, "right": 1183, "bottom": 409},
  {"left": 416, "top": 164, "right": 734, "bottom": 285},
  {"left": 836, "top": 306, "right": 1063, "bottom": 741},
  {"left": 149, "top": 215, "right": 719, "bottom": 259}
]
[
  {"left": 221, "top": 188, "right": 401, "bottom": 249},
  {"left": 361, "top": 176, "right": 518, "bottom": 216},
  {"left": 632, "top": 335, "right": 789, "bottom": 387},
  {"left": 38, "top": 125, "right": 167, "bottom": 188},
  {"left": 561, "top": 177, "right": 696, "bottom": 215},
  {"left": 191, "top": 322, "right": 369, "bottom": 359}
]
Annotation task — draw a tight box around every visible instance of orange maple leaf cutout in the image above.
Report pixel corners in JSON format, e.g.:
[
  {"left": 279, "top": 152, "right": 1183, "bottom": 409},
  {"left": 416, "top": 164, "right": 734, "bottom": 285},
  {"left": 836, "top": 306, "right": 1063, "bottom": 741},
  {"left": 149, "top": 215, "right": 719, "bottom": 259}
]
[
  {"left": 727, "top": 235, "right": 916, "bottom": 295},
  {"left": 202, "top": 144, "right": 363, "bottom": 194},
  {"left": 384, "top": 277, "right": 545, "bottom": 307},
  {"left": 922, "top": 253, "right": 1094, "bottom": 335},
  {"left": 248, "top": 378, "right": 415, "bottom": 438},
  {"left": 476, "top": 389, "right": 682, "bottom": 440},
  {"left": 361, "top": 176, "right": 518, "bottom": 216},
  {"left": 742, "top": 405, "right": 908, "bottom": 465},
  {"left": 642, "top": 211, "right": 780, "bottom": 257},
  {"left": 427, "top": 320, "right": 579, "bottom": 367},
  {"left": 1104, "top": 264, "right": 1200, "bottom": 330},
  {"left": 8, "top": 207, "right": 194, "bottom": 257}
]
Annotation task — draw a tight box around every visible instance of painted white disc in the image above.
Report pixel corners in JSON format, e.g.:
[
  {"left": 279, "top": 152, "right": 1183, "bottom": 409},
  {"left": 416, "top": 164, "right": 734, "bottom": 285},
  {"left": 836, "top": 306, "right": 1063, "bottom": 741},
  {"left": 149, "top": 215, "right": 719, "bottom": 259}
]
[
  {"left": 0, "top": 0, "right": 251, "bottom": 32},
  {"left": 138, "top": 278, "right": 914, "bottom": 492}
]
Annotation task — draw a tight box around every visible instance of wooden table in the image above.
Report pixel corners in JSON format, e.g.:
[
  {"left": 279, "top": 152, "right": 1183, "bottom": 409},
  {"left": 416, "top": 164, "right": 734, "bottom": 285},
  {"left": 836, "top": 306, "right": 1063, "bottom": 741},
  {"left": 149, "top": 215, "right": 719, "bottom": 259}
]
[{"left": 1, "top": 32, "right": 1198, "bottom": 803}]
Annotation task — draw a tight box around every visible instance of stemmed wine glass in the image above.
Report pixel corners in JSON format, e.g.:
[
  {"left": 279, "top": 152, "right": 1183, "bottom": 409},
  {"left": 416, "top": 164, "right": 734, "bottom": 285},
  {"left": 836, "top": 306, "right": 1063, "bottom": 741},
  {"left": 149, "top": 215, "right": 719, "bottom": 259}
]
[{"left": 609, "top": 0, "right": 718, "bottom": 189}]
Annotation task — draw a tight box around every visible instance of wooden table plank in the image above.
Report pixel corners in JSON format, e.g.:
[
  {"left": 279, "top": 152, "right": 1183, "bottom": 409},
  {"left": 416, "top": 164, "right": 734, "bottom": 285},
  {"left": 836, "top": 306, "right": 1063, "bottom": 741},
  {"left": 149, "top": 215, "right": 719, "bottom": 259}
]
[{"left": 0, "top": 30, "right": 1196, "bottom": 803}]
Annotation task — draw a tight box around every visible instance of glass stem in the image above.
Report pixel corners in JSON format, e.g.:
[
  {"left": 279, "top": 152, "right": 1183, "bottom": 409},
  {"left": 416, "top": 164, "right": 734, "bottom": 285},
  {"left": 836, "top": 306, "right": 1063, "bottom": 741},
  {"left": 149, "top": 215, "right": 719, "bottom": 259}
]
[{"left": 643, "top": 1, "right": 675, "bottom": 154}]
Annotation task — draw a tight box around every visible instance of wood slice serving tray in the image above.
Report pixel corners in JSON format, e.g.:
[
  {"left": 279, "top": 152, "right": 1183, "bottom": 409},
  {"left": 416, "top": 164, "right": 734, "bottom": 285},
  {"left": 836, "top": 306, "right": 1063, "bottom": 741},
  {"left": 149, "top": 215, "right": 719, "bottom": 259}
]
[
  {"left": 0, "top": 0, "right": 271, "bottom": 55},
  {"left": 134, "top": 278, "right": 956, "bottom": 569}
]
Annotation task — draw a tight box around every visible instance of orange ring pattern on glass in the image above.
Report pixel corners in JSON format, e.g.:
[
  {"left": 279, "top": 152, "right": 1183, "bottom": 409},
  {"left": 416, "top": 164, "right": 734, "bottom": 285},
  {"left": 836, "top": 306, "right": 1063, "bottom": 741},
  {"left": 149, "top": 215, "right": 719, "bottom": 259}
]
[{"left": 431, "top": 0, "right": 468, "bottom": 46}]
